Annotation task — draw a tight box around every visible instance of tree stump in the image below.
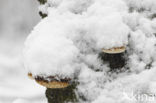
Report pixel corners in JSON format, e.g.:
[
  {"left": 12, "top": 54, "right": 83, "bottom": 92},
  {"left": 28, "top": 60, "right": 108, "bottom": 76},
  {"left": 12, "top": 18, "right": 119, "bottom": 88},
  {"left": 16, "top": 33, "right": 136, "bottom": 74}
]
[
  {"left": 28, "top": 73, "right": 78, "bottom": 103},
  {"left": 46, "top": 83, "right": 78, "bottom": 103},
  {"left": 99, "top": 46, "right": 126, "bottom": 71}
]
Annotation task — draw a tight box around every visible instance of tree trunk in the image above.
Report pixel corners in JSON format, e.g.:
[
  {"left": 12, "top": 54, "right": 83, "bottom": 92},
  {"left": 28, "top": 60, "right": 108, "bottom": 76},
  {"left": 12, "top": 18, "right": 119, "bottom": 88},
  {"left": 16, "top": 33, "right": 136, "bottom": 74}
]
[
  {"left": 46, "top": 84, "right": 78, "bottom": 103},
  {"left": 99, "top": 52, "right": 126, "bottom": 71}
]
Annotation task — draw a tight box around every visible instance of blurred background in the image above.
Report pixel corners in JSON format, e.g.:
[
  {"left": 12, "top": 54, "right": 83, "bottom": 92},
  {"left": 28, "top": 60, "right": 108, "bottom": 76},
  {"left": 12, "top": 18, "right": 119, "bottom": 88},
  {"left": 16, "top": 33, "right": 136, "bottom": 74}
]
[{"left": 0, "top": 0, "right": 46, "bottom": 103}]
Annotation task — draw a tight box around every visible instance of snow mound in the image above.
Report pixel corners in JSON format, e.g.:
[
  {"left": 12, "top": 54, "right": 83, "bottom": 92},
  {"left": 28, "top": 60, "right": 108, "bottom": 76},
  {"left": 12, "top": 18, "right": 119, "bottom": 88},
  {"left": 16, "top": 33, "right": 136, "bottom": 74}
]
[
  {"left": 24, "top": 0, "right": 130, "bottom": 78},
  {"left": 24, "top": 0, "right": 156, "bottom": 102}
]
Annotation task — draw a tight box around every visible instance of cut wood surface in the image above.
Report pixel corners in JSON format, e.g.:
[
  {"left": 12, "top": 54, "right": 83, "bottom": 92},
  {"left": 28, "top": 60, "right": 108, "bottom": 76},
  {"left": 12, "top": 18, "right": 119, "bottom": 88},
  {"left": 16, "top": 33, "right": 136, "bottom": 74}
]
[{"left": 28, "top": 73, "right": 70, "bottom": 88}]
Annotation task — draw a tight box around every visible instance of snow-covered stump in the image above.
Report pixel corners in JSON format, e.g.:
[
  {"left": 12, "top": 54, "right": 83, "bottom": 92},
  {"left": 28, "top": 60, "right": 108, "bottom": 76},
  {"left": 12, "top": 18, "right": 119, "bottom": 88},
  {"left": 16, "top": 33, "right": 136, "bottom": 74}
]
[
  {"left": 23, "top": 0, "right": 156, "bottom": 102},
  {"left": 99, "top": 46, "right": 126, "bottom": 71},
  {"left": 28, "top": 73, "right": 78, "bottom": 103}
]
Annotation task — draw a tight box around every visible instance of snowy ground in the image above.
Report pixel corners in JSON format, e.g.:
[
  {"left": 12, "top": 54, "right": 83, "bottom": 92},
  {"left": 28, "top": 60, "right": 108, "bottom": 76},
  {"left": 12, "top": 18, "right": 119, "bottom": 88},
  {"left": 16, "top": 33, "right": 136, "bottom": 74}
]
[{"left": 0, "top": 0, "right": 46, "bottom": 103}]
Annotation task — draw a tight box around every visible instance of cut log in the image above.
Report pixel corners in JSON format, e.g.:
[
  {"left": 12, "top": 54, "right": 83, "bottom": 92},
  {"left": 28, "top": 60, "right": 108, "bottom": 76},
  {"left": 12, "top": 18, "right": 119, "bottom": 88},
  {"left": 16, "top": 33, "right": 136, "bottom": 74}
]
[
  {"left": 100, "top": 46, "right": 126, "bottom": 70},
  {"left": 102, "top": 46, "right": 126, "bottom": 54},
  {"left": 46, "top": 83, "right": 78, "bottom": 103},
  {"left": 28, "top": 73, "right": 70, "bottom": 88},
  {"left": 28, "top": 73, "right": 78, "bottom": 103}
]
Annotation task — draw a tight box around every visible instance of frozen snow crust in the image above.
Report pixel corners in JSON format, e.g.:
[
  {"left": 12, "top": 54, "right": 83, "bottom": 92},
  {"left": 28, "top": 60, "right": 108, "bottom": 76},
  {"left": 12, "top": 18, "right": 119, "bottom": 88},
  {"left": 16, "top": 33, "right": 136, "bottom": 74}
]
[{"left": 24, "top": 0, "right": 156, "bottom": 102}]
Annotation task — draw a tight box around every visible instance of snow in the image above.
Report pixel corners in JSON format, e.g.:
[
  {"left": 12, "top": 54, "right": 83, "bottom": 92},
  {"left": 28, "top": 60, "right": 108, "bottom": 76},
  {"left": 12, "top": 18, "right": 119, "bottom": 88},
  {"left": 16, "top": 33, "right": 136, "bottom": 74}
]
[
  {"left": 24, "top": 0, "right": 130, "bottom": 78},
  {"left": 1, "top": 0, "right": 156, "bottom": 103},
  {"left": 12, "top": 98, "right": 46, "bottom": 103},
  {"left": 23, "top": 0, "right": 156, "bottom": 102},
  {"left": 124, "top": 0, "right": 156, "bottom": 13},
  {"left": 24, "top": 34, "right": 79, "bottom": 77}
]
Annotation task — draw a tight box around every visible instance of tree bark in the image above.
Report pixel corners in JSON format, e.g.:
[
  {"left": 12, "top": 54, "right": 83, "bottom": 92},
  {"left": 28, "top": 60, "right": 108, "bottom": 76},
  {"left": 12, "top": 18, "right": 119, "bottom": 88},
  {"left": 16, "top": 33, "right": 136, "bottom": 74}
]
[
  {"left": 99, "top": 52, "right": 126, "bottom": 71},
  {"left": 46, "top": 83, "right": 78, "bottom": 103}
]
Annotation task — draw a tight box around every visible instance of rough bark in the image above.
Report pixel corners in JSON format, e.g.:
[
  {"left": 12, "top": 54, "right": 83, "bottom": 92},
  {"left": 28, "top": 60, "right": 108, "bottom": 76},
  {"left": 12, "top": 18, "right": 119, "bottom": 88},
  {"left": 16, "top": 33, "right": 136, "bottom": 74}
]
[
  {"left": 46, "top": 83, "right": 78, "bottom": 103},
  {"left": 99, "top": 52, "right": 126, "bottom": 71}
]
